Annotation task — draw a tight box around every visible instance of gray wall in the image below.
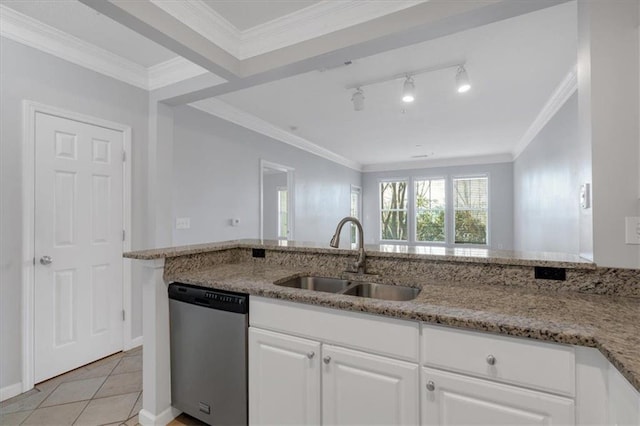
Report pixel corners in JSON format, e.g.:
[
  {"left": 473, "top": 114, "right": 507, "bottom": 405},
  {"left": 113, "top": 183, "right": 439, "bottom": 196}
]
[
  {"left": 0, "top": 38, "right": 148, "bottom": 391},
  {"left": 362, "top": 163, "right": 514, "bottom": 249},
  {"left": 514, "top": 93, "right": 581, "bottom": 254},
  {"left": 171, "top": 106, "right": 361, "bottom": 245}
]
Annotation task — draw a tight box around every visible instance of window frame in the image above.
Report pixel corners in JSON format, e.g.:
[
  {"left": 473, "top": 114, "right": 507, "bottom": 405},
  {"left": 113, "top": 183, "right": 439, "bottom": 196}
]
[
  {"left": 451, "top": 174, "right": 490, "bottom": 247},
  {"left": 413, "top": 176, "right": 447, "bottom": 245},
  {"left": 378, "top": 178, "right": 409, "bottom": 242}
]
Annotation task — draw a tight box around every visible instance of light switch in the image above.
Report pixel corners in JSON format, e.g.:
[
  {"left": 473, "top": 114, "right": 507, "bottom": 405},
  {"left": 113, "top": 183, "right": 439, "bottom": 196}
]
[
  {"left": 625, "top": 217, "right": 640, "bottom": 244},
  {"left": 176, "top": 217, "right": 191, "bottom": 230}
]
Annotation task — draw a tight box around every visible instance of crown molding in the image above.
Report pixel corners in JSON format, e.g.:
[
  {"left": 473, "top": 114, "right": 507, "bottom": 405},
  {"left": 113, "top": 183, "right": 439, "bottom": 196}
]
[
  {"left": 148, "top": 0, "right": 424, "bottom": 60},
  {"left": 0, "top": 5, "right": 211, "bottom": 91},
  {"left": 189, "top": 98, "right": 362, "bottom": 171},
  {"left": 147, "top": 57, "right": 208, "bottom": 91},
  {"left": 150, "top": 0, "right": 241, "bottom": 58},
  {"left": 361, "top": 154, "right": 514, "bottom": 173},
  {"left": 512, "top": 66, "right": 578, "bottom": 159},
  {"left": 0, "top": 4, "right": 149, "bottom": 89}
]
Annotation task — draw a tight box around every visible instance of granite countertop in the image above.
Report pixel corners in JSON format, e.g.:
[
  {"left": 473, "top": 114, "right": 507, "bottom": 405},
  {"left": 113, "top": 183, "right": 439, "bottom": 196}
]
[
  {"left": 171, "top": 262, "right": 640, "bottom": 393},
  {"left": 124, "top": 239, "right": 596, "bottom": 269}
]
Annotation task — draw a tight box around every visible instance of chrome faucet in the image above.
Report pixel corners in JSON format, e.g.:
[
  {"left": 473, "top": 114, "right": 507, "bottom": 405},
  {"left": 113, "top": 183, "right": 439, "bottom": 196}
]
[{"left": 330, "top": 217, "right": 366, "bottom": 274}]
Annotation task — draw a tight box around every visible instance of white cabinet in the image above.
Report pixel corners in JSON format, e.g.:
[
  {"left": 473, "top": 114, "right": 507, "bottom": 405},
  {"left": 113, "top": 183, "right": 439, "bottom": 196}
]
[
  {"left": 323, "top": 345, "right": 419, "bottom": 426},
  {"left": 421, "top": 367, "right": 575, "bottom": 426},
  {"left": 249, "top": 328, "right": 321, "bottom": 425}
]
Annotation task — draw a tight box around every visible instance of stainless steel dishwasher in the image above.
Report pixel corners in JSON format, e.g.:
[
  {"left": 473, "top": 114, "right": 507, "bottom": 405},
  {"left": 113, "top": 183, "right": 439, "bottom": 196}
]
[{"left": 168, "top": 282, "right": 248, "bottom": 425}]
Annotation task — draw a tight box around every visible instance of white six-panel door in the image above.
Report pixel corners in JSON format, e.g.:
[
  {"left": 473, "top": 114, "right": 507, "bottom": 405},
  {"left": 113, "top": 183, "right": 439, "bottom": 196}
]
[{"left": 34, "top": 112, "right": 124, "bottom": 383}]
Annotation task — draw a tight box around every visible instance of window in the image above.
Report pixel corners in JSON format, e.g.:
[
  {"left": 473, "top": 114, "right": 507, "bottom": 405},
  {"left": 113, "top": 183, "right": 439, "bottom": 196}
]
[
  {"left": 350, "top": 186, "right": 361, "bottom": 245},
  {"left": 380, "top": 180, "right": 408, "bottom": 241},
  {"left": 277, "top": 187, "right": 288, "bottom": 240},
  {"left": 453, "top": 177, "right": 488, "bottom": 245},
  {"left": 415, "top": 179, "right": 445, "bottom": 242}
]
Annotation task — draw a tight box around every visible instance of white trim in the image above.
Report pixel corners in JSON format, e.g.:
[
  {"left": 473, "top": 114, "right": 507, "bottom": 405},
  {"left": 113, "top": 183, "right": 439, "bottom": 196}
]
[
  {"left": 0, "top": 5, "right": 211, "bottom": 91},
  {"left": 0, "top": 382, "right": 23, "bottom": 402},
  {"left": 149, "top": 0, "right": 424, "bottom": 60},
  {"left": 362, "top": 154, "right": 512, "bottom": 173},
  {"left": 513, "top": 66, "right": 578, "bottom": 159},
  {"left": 125, "top": 336, "right": 144, "bottom": 352},
  {"left": 1, "top": 5, "right": 148, "bottom": 90},
  {"left": 138, "top": 407, "right": 182, "bottom": 426},
  {"left": 260, "top": 160, "right": 295, "bottom": 241},
  {"left": 21, "top": 101, "right": 133, "bottom": 392},
  {"left": 147, "top": 57, "right": 208, "bottom": 91},
  {"left": 191, "top": 98, "right": 362, "bottom": 171}
]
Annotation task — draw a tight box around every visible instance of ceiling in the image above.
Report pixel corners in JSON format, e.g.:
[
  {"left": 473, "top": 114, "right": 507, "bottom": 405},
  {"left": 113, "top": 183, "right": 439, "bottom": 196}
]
[
  {"left": 217, "top": 1, "right": 578, "bottom": 166},
  {"left": 202, "top": 0, "right": 321, "bottom": 31},
  {"left": 1, "top": 0, "right": 578, "bottom": 169}
]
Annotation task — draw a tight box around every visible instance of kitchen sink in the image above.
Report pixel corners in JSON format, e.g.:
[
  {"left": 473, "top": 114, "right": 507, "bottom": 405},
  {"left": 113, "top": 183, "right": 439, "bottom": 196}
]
[
  {"left": 275, "top": 276, "right": 420, "bottom": 301},
  {"left": 342, "top": 282, "right": 420, "bottom": 301},
  {"left": 276, "top": 276, "right": 351, "bottom": 293}
]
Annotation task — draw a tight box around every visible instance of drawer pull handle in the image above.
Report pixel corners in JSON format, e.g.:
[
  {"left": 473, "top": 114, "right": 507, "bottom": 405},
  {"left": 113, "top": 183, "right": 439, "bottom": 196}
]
[
  {"left": 307, "top": 351, "right": 315, "bottom": 359},
  {"left": 486, "top": 354, "right": 496, "bottom": 365},
  {"left": 323, "top": 356, "right": 331, "bottom": 364},
  {"left": 426, "top": 381, "right": 435, "bottom": 391}
]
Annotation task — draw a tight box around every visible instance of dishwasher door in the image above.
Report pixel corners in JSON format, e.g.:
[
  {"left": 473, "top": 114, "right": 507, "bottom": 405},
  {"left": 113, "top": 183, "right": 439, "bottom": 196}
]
[{"left": 169, "top": 283, "right": 248, "bottom": 426}]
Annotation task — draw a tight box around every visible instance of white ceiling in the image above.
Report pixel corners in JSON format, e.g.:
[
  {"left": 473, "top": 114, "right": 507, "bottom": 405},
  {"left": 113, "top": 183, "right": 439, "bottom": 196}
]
[
  {"left": 202, "top": 0, "right": 321, "bottom": 31},
  {"left": 1, "top": 0, "right": 178, "bottom": 67},
  {"left": 217, "top": 1, "right": 578, "bottom": 166}
]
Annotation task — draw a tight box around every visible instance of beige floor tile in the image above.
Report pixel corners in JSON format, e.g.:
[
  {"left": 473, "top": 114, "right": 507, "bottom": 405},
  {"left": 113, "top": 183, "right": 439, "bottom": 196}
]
[
  {"left": 121, "top": 414, "right": 139, "bottom": 426},
  {"left": 21, "top": 401, "right": 87, "bottom": 425},
  {"left": 0, "top": 409, "right": 33, "bottom": 425},
  {"left": 73, "top": 392, "right": 138, "bottom": 426},
  {"left": 93, "top": 372, "right": 141, "bottom": 399},
  {"left": 128, "top": 392, "right": 142, "bottom": 419},
  {"left": 112, "top": 356, "right": 142, "bottom": 375},
  {"left": 0, "top": 388, "right": 54, "bottom": 415},
  {"left": 122, "top": 346, "right": 142, "bottom": 358},
  {"left": 40, "top": 377, "right": 106, "bottom": 408}
]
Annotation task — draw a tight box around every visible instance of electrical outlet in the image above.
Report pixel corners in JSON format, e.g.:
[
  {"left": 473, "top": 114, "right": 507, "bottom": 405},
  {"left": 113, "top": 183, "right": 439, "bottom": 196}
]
[
  {"left": 625, "top": 217, "right": 640, "bottom": 244},
  {"left": 175, "top": 217, "right": 191, "bottom": 230}
]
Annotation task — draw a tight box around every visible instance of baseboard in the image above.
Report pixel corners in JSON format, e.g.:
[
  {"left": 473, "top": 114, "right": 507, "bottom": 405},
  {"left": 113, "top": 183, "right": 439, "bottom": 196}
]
[
  {"left": 124, "top": 335, "right": 143, "bottom": 351},
  {"left": 138, "top": 406, "right": 181, "bottom": 426},
  {"left": 0, "top": 382, "right": 24, "bottom": 402}
]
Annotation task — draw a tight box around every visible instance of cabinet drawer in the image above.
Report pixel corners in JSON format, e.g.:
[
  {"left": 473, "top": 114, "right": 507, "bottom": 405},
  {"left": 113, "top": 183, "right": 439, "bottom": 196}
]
[
  {"left": 422, "top": 324, "right": 575, "bottom": 396},
  {"left": 250, "top": 297, "right": 419, "bottom": 362}
]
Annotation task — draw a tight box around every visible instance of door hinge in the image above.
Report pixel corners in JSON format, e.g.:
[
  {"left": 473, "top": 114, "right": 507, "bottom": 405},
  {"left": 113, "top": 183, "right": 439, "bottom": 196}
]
[
  {"left": 122, "top": 151, "right": 126, "bottom": 162},
  {"left": 122, "top": 310, "right": 125, "bottom": 321},
  {"left": 122, "top": 230, "right": 125, "bottom": 241}
]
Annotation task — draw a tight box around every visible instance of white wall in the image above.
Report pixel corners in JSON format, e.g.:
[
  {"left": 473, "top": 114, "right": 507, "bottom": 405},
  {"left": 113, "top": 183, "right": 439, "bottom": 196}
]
[
  {"left": 0, "top": 38, "right": 148, "bottom": 392},
  {"left": 361, "top": 162, "right": 514, "bottom": 249},
  {"left": 514, "top": 93, "right": 582, "bottom": 254},
  {"left": 578, "top": 0, "right": 640, "bottom": 268},
  {"left": 171, "top": 105, "right": 361, "bottom": 245}
]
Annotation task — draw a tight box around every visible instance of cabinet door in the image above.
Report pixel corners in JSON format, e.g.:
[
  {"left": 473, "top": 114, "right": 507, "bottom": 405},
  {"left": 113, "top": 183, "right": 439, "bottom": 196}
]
[
  {"left": 322, "top": 344, "right": 419, "bottom": 425},
  {"left": 421, "top": 367, "right": 575, "bottom": 425},
  {"left": 249, "top": 328, "right": 321, "bottom": 425}
]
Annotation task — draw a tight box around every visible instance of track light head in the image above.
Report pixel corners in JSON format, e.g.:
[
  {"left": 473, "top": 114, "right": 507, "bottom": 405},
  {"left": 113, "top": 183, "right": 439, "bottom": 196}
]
[
  {"left": 456, "top": 66, "right": 471, "bottom": 93},
  {"left": 402, "top": 77, "right": 415, "bottom": 103},
  {"left": 351, "top": 88, "right": 365, "bottom": 111}
]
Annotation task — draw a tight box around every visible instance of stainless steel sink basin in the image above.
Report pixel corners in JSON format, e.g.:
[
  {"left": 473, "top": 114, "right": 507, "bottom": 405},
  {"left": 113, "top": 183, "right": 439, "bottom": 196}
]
[
  {"left": 276, "top": 276, "right": 420, "bottom": 301},
  {"left": 276, "top": 276, "right": 351, "bottom": 293},
  {"left": 341, "top": 282, "right": 420, "bottom": 301}
]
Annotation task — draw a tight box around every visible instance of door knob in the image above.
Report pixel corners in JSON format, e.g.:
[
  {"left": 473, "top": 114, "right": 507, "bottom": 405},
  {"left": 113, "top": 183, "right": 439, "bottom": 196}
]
[
  {"left": 39, "top": 256, "right": 53, "bottom": 265},
  {"left": 323, "top": 356, "right": 331, "bottom": 364},
  {"left": 486, "top": 355, "right": 496, "bottom": 365},
  {"left": 307, "top": 351, "right": 315, "bottom": 359},
  {"left": 426, "top": 381, "right": 435, "bottom": 391}
]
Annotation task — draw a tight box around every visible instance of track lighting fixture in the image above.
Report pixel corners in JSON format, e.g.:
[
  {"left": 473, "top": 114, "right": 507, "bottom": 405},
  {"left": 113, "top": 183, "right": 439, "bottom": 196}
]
[
  {"left": 402, "top": 77, "right": 415, "bottom": 103},
  {"left": 347, "top": 62, "right": 470, "bottom": 110},
  {"left": 351, "top": 88, "right": 365, "bottom": 111},
  {"left": 456, "top": 66, "right": 471, "bottom": 93}
]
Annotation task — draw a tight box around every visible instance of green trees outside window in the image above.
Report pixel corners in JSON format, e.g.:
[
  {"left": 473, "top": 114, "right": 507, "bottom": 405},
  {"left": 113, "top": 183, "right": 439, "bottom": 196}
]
[
  {"left": 380, "top": 181, "right": 408, "bottom": 240},
  {"left": 415, "top": 179, "right": 446, "bottom": 242},
  {"left": 454, "top": 177, "right": 488, "bottom": 244}
]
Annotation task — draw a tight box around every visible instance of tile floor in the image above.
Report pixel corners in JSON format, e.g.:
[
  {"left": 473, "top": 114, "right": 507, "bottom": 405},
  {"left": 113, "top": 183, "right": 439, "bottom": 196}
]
[{"left": 0, "top": 347, "right": 204, "bottom": 426}]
